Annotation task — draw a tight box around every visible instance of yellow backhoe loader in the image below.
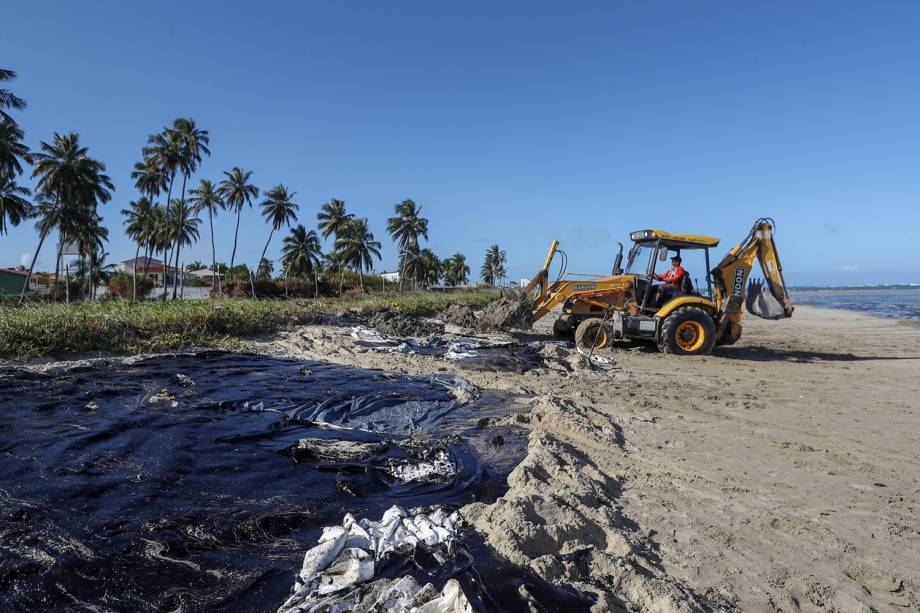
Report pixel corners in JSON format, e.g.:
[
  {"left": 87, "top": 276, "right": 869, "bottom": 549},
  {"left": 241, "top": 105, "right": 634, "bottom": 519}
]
[{"left": 524, "top": 218, "right": 794, "bottom": 355}]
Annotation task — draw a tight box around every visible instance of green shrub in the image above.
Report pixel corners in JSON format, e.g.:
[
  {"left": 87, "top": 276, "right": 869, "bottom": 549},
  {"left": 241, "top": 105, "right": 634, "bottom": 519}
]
[
  {"left": 0, "top": 291, "right": 498, "bottom": 359},
  {"left": 107, "top": 273, "right": 155, "bottom": 299}
]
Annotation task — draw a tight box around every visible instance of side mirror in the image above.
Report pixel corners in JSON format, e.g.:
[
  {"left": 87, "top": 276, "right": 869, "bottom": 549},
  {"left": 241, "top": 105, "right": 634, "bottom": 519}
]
[{"left": 658, "top": 247, "right": 669, "bottom": 262}]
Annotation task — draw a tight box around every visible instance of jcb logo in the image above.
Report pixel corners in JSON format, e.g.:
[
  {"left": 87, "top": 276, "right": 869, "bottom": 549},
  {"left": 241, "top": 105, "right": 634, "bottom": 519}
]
[{"left": 732, "top": 268, "right": 745, "bottom": 297}]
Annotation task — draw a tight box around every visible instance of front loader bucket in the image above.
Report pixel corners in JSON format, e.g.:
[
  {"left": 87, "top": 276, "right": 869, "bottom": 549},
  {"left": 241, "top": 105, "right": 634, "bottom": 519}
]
[{"left": 745, "top": 279, "right": 789, "bottom": 320}]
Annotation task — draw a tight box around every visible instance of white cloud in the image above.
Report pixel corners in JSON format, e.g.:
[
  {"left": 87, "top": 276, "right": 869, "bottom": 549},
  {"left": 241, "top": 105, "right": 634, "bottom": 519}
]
[
  {"left": 839, "top": 263, "right": 859, "bottom": 273},
  {"left": 20, "top": 253, "right": 31, "bottom": 266}
]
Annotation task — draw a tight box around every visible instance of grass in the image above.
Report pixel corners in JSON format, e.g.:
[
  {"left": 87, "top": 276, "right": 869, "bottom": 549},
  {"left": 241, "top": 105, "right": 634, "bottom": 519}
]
[{"left": 0, "top": 291, "right": 498, "bottom": 360}]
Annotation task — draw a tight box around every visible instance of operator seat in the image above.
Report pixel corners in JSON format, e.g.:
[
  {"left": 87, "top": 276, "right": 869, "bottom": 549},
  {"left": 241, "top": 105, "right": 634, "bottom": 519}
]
[{"left": 681, "top": 271, "right": 694, "bottom": 295}]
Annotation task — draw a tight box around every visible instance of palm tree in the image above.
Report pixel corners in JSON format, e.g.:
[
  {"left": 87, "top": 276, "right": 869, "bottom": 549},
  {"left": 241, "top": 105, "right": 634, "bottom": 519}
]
[
  {"left": 168, "top": 198, "right": 200, "bottom": 299},
  {"left": 256, "top": 258, "right": 273, "bottom": 279},
  {"left": 130, "top": 156, "right": 167, "bottom": 280},
  {"left": 386, "top": 199, "right": 429, "bottom": 291},
  {"left": 317, "top": 198, "right": 353, "bottom": 241},
  {"left": 0, "top": 173, "right": 30, "bottom": 235},
  {"left": 257, "top": 184, "right": 298, "bottom": 293},
  {"left": 335, "top": 217, "right": 381, "bottom": 292},
  {"left": 218, "top": 167, "right": 259, "bottom": 282},
  {"left": 74, "top": 212, "right": 109, "bottom": 299},
  {"left": 443, "top": 252, "right": 470, "bottom": 286},
  {"left": 281, "top": 225, "right": 323, "bottom": 298},
  {"left": 189, "top": 178, "right": 224, "bottom": 294},
  {"left": 143, "top": 127, "right": 181, "bottom": 298},
  {"left": 21, "top": 132, "right": 113, "bottom": 303},
  {"left": 0, "top": 69, "right": 26, "bottom": 125},
  {"left": 0, "top": 120, "right": 29, "bottom": 180},
  {"left": 121, "top": 197, "right": 155, "bottom": 299},
  {"left": 416, "top": 248, "right": 441, "bottom": 288},
  {"left": 170, "top": 118, "right": 209, "bottom": 295},
  {"left": 0, "top": 120, "right": 31, "bottom": 235},
  {"left": 481, "top": 244, "right": 507, "bottom": 287}
]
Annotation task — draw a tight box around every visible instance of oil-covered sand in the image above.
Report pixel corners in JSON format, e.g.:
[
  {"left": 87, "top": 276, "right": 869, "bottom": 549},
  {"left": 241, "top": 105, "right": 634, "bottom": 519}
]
[
  {"left": 256, "top": 306, "right": 920, "bottom": 611},
  {"left": 2, "top": 304, "right": 918, "bottom": 611}
]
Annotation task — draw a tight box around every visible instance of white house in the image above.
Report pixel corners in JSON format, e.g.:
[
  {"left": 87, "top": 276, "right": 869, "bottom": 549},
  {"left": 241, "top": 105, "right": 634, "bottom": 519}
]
[
  {"left": 188, "top": 268, "right": 222, "bottom": 284},
  {"left": 378, "top": 271, "right": 400, "bottom": 282},
  {"left": 117, "top": 257, "right": 185, "bottom": 286}
]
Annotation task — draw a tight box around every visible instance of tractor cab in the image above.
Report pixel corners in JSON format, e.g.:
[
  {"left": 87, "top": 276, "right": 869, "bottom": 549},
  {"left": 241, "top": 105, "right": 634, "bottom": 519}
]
[{"left": 623, "top": 230, "right": 720, "bottom": 313}]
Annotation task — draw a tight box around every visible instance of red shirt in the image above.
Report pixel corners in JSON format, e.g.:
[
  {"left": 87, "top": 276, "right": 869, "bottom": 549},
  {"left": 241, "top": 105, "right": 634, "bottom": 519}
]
[{"left": 655, "top": 265, "right": 686, "bottom": 285}]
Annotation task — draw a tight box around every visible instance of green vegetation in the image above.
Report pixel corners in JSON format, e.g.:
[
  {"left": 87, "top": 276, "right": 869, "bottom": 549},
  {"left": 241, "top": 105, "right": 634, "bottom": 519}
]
[
  {"left": 0, "top": 292, "right": 498, "bottom": 359},
  {"left": 2, "top": 65, "right": 511, "bottom": 310}
]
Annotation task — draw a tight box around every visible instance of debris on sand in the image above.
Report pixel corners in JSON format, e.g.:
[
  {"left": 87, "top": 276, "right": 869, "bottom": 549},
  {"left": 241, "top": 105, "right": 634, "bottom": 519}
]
[
  {"left": 387, "top": 449, "right": 457, "bottom": 483},
  {"left": 476, "top": 292, "right": 533, "bottom": 331},
  {"left": 277, "top": 505, "right": 469, "bottom": 613},
  {"left": 368, "top": 310, "right": 445, "bottom": 338},
  {"left": 438, "top": 302, "right": 478, "bottom": 328},
  {"left": 283, "top": 439, "right": 388, "bottom": 463},
  {"left": 147, "top": 388, "right": 178, "bottom": 407}
]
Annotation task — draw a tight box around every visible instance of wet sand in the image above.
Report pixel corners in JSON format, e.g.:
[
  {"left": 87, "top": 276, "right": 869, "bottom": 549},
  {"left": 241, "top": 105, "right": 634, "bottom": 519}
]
[{"left": 255, "top": 305, "right": 920, "bottom": 611}]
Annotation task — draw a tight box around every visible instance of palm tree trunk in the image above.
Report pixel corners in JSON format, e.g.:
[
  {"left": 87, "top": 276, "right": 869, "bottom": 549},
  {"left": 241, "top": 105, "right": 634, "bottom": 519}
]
[
  {"left": 142, "top": 242, "right": 151, "bottom": 280},
  {"left": 359, "top": 268, "right": 364, "bottom": 293},
  {"left": 171, "top": 172, "right": 188, "bottom": 298},
  {"left": 284, "top": 269, "right": 289, "bottom": 299},
  {"left": 248, "top": 266, "right": 256, "bottom": 298},
  {"left": 398, "top": 251, "right": 406, "bottom": 291},
  {"left": 89, "top": 249, "right": 95, "bottom": 301},
  {"left": 229, "top": 208, "right": 242, "bottom": 283},
  {"left": 172, "top": 239, "right": 182, "bottom": 300},
  {"left": 132, "top": 243, "right": 140, "bottom": 300},
  {"left": 20, "top": 198, "right": 62, "bottom": 304},
  {"left": 208, "top": 208, "right": 220, "bottom": 297},
  {"left": 161, "top": 173, "right": 175, "bottom": 301},
  {"left": 255, "top": 228, "right": 275, "bottom": 299},
  {"left": 314, "top": 271, "right": 319, "bottom": 299},
  {"left": 53, "top": 234, "right": 64, "bottom": 303}
]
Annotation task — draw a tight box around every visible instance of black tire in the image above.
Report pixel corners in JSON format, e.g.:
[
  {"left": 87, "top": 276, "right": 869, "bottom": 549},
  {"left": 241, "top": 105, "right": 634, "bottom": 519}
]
[
  {"left": 552, "top": 317, "right": 572, "bottom": 339},
  {"left": 658, "top": 306, "right": 716, "bottom": 355},
  {"left": 574, "top": 318, "right": 609, "bottom": 351}
]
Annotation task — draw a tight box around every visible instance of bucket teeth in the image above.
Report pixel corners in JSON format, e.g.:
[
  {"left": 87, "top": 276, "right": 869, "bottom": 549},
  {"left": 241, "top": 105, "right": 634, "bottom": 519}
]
[{"left": 745, "top": 279, "right": 788, "bottom": 320}]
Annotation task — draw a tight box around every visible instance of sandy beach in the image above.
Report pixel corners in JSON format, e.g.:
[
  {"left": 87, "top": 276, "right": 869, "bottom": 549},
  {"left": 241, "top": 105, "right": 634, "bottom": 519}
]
[{"left": 251, "top": 305, "right": 920, "bottom": 611}]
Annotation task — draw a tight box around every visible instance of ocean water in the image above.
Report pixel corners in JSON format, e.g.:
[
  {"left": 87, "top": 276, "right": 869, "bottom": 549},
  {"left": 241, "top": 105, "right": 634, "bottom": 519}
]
[{"left": 790, "top": 289, "right": 920, "bottom": 320}]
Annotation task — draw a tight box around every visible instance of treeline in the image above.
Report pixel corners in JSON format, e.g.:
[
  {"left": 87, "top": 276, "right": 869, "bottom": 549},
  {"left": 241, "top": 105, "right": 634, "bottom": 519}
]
[{"left": 0, "top": 68, "right": 511, "bottom": 303}]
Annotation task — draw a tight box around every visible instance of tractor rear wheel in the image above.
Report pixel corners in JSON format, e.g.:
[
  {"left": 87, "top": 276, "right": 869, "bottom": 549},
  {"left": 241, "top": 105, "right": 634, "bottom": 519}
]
[
  {"left": 658, "top": 307, "right": 716, "bottom": 355},
  {"left": 552, "top": 317, "right": 572, "bottom": 339},
  {"left": 574, "top": 318, "right": 609, "bottom": 351}
]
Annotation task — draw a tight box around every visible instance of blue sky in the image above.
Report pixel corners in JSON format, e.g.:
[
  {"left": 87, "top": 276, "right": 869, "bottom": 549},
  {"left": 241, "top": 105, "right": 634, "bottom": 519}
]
[{"left": 3, "top": 1, "right": 919, "bottom": 286}]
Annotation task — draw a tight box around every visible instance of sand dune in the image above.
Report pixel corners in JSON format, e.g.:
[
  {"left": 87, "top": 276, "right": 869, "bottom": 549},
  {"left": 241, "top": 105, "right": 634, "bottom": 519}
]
[{"left": 256, "top": 305, "right": 920, "bottom": 611}]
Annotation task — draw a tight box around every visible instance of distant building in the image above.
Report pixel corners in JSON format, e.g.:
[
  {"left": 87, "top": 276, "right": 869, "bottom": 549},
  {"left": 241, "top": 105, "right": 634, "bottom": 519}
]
[
  {"left": 378, "top": 271, "right": 400, "bottom": 282},
  {"left": 187, "top": 268, "right": 222, "bottom": 283},
  {"left": 116, "top": 257, "right": 185, "bottom": 286},
  {"left": 0, "top": 268, "right": 49, "bottom": 296}
]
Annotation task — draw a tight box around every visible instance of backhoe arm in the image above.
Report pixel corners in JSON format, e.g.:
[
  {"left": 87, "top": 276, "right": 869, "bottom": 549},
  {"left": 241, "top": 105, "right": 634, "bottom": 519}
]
[
  {"left": 525, "top": 240, "right": 559, "bottom": 320},
  {"left": 712, "top": 219, "right": 794, "bottom": 345}
]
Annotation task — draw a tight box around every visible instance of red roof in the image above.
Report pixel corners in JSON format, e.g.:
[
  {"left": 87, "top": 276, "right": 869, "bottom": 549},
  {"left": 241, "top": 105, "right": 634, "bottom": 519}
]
[{"left": 2, "top": 268, "right": 29, "bottom": 277}]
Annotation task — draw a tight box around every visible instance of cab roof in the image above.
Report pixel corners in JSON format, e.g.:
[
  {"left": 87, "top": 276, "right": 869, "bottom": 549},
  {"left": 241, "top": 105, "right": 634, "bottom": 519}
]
[{"left": 629, "top": 229, "right": 721, "bottom": 248}]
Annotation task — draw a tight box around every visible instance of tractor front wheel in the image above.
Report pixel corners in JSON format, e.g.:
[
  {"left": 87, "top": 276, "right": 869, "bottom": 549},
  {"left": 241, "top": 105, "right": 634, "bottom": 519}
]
[
  {"left": 575, "top": 318, "right": 610, "bottom": 351},
  {"left": 658, "top": 307, "right": 716, "bottom": 355}
]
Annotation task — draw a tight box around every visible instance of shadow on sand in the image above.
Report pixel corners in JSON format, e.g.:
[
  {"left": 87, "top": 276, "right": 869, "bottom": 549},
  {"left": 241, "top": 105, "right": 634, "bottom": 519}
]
[{"left": 714, "top": 345, "right": 919, "bottom": 363}]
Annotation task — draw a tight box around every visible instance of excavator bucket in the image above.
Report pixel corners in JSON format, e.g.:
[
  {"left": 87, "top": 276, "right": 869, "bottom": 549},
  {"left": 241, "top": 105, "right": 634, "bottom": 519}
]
[{"left": 745, "top": 279, "right": 789, "bottom": 320}]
